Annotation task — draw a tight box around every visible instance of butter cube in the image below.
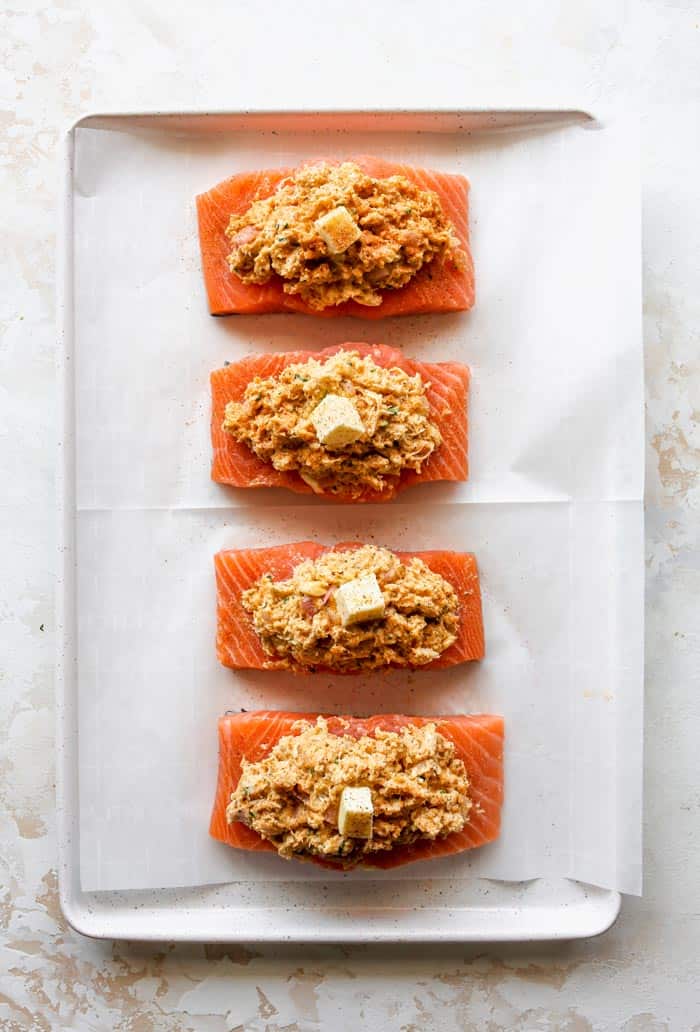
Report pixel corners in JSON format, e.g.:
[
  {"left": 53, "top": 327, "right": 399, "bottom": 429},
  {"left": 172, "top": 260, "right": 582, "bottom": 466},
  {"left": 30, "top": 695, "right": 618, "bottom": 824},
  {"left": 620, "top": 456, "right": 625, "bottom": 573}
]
[
  {"left": 315, "top": 205, "right": 361, "bottom": 254},
  {"left": 338, "top": 786, "right": 373, "bottom": 838},
  {"left": 310, "top": 394, "right": 365, "bottom": 450},
  {"left": 334, "top": 573, "right": 385, "bottom": 627}
]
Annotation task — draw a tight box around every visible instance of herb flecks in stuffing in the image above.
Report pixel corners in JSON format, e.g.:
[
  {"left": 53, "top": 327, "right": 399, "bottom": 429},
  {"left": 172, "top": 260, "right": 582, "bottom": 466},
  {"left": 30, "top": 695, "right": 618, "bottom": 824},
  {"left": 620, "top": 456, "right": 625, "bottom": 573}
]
[
  {"left": 241, "top": 544, "right": 459, "bottom": 672},
  {"left": 227, "top": 717, "right": 471, "bottom": 864},
  {"left": 225, "top": 161, "right": 465, "bottom": 310},
  {"left": 222, "top": 350, "right": 442, "bottom": 498}
]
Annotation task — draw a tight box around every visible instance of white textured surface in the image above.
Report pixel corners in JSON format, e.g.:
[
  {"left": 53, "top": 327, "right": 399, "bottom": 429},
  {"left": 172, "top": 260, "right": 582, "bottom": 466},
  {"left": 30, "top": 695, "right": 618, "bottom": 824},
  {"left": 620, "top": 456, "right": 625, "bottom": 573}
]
[{"left": 1, "top": 1, "right": 698, "bottom": 1027}]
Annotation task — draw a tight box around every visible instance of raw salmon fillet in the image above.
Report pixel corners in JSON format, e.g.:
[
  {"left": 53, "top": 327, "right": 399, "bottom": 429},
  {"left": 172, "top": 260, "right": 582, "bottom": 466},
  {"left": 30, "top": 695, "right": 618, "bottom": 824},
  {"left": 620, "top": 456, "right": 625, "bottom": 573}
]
[
  {"left": 211, "top": 342, "right": 469, "bottom": 502},
  {"left": 196, "top": 156, "right": 474, "bottom": 318},
  {"left": 209, "top": 710, "right": 504, "bottom": 869},
  {"left": 215, "top": 541, "right": 485, "bottom": 672}
]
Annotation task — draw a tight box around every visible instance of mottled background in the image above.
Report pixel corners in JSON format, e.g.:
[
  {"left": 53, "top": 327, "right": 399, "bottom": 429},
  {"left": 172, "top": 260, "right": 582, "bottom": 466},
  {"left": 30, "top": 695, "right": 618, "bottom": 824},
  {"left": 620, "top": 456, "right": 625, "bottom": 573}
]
[{"left": 1, "top": 1, "right": 699, "bottom": 1028}]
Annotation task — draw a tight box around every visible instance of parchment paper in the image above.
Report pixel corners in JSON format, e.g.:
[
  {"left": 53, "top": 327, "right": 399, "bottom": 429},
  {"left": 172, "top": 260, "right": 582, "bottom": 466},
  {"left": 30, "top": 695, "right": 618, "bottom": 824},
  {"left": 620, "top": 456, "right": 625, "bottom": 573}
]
[{"left": 73, "top": 117, "right": 643, "bottom": 894}]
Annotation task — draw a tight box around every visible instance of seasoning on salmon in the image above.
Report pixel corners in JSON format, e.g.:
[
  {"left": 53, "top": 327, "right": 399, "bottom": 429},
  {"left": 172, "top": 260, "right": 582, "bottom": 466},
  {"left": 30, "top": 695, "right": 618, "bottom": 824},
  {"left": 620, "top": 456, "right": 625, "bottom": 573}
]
[
  {"left": 210, "top": 711, "right": 504, "bottom": 870},
  {"left": 196, "top": 156, "right": 474, "bottom": 318},
  {"left": 240, "top": 544, "right": 459, "bottom": 673},
  {"left": 214, "top": 541, "right": 485, "bottom": 673},
  {"left": 211, "top": 343, "right": 470, "bottom": 502},
  {"left": 226, "top": 717, "right": 472, "bottom": 865},
  {"left": 221, "top": 349, "right": 442, "bottom": 499},
  {"left": 225, "top": 161, "right": 466, "bottom": 311}
]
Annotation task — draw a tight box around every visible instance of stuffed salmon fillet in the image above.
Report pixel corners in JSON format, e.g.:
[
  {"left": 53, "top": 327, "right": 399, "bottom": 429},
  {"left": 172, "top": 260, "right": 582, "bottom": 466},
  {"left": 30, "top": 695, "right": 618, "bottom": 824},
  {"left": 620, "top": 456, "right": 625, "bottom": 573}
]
[
  {"left": 209, "top": 710, "right": 504, "bottom": 869},
  {"left": 197, "top": 156, "right": 474, "bottom": 317},
  {"left": 211, "top": 343, "right": 469, "bottom": 503},
  {"left": 215, "top": 541, "right": 484, "bottom": 673}
]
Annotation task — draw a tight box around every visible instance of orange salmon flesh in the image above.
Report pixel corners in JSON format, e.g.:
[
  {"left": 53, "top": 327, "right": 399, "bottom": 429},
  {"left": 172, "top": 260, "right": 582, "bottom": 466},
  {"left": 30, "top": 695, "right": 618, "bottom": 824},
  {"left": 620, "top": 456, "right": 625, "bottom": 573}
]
[
  {"left": 196, "top": 156, "right": 475, "bottom": 318},
  {"left": 214, "top": 541, "right": 485, "bottom": 672},
  {"left": 209, "top": 710, "right": 504, "bottom": 869},
  {"left": 211, "top": 343, "right": 469, "bottom": 502}
]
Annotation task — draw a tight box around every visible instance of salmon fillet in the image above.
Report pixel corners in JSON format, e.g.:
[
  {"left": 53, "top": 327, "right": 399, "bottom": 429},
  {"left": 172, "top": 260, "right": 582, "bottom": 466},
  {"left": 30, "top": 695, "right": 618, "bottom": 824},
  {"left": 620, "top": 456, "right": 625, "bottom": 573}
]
[
  {"left": 209, "top": 710, "right": 504, "bottom": 869},
  {"left": 211, "top": 342, "right": 469, "bottom": 502},
  {"left": 196, "top": 156, "right": 474, "bottom": 318},
  {"left": 214, "top": 541, "right": 485, "bottom": 672}
]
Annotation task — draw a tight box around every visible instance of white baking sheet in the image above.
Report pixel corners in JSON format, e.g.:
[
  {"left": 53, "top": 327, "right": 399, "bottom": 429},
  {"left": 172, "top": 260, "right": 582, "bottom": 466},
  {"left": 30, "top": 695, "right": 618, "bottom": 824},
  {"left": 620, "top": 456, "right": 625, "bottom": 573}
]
[{"left": 72, "top": 115, "right": 642, "bottom": 895}]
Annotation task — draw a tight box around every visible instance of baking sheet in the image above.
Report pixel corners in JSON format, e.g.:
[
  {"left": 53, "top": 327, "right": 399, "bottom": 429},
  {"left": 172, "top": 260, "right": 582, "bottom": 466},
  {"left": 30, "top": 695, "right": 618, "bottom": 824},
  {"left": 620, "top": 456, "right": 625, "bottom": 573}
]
[{"left": 73, "top": 116, "right": 642, "bottom": 895}]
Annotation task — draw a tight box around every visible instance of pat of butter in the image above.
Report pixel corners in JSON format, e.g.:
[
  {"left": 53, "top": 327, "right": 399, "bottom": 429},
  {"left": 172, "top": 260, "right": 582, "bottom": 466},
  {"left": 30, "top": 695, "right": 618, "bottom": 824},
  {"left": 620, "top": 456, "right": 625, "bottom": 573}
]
[
  {"left": 315, "top": 206, "right": 361, "bottom": 254},
  {"left": 310, "top": 394, "right": 365, "bottom": 450},
  {"left": 334, "top": 573, "right": 385, "bottom": 628},
  {"left": 338, "top": 786, "right": 373, "bottom": 838}
]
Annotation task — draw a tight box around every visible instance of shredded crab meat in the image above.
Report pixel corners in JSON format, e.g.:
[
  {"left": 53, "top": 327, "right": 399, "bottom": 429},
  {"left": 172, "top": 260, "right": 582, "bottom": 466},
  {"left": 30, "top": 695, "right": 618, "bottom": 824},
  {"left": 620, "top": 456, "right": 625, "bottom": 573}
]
[
  {"left": 225, "top": 161, "right": 466, "bottom": 310},
  {"left": 241, "top": 544, "right": 460, "bottom": 672},
  {"left": 222, "top": 351, "right": 443, "bottom": 497},
  {"left": 227, "top": 717, "right": 472, "bottom": 864}
]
